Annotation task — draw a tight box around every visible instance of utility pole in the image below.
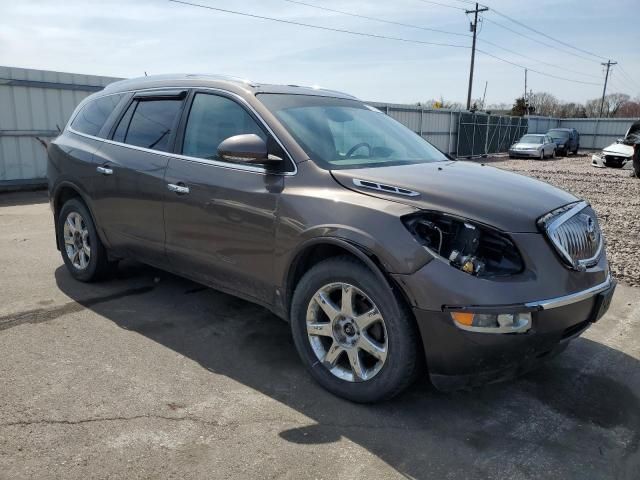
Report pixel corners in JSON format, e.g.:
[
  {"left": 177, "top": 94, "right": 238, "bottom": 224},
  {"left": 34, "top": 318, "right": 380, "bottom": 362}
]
[
  {"left": 524, "top": 68, "right": 527, "bottom": 114},
  {"left": 481, "top": 81, "right": 488, "bottom": 110},
  {"left": 599, "top": 60, "right": 617, "bottom": 117},
  {"left": 466, "top": 2, "right": 489, "bottom": 111}
]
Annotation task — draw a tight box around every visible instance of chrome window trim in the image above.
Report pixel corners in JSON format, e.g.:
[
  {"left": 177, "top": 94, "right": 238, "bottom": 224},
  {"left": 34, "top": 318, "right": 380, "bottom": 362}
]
[
  {"left": 542, "top": 200, "right": 603, "bottom": 270},
  {"left": 67, "top": 86, "right": 297, "bottom": 176}
]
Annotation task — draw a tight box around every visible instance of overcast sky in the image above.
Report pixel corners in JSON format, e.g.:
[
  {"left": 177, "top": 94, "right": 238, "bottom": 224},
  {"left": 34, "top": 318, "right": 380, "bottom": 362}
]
[{"left": 1, "top": 0, "right": 638, "bottom": 105}]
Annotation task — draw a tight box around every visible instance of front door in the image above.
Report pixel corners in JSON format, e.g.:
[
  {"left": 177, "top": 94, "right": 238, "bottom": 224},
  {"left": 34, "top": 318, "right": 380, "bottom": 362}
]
[
  {"left": 163, "top": 91, "right": 287, "bottom": 305},
  {"left": 91, "top": 90, "right": 187, "bottom": 266}
]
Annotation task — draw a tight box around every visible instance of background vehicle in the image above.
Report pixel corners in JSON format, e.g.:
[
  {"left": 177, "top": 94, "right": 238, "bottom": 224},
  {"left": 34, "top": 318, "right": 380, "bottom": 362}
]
[
  {"left": 547, "top": 128, "right": 580, "bottom": 156},
  {"left": 508, "top": 134, "right": 556, "bottom": 159},
  {"left": 48, "top": 74, "right": 614, "bottom": 403},
  {"left": 591, "top": 141, "right": 634, "bottom": 168}
]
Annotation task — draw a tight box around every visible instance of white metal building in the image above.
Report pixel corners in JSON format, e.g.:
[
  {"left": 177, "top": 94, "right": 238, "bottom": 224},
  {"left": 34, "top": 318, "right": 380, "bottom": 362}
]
[{"left": 0, "top": 66, "right": 119, "bottom": 189}]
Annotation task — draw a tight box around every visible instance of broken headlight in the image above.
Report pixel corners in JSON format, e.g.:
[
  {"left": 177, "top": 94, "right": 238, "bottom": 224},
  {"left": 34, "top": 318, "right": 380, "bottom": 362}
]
[{"left": 403, "top": 212, "right": 524, "bottom": 277}]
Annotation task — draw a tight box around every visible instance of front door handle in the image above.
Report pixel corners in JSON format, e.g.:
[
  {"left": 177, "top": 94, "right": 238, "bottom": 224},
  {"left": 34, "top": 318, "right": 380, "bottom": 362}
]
[
  {"left": 167, "top": 183, "right": 190, "bottom": 195},
  {"left": 96, "top": 166, "right": 113, "bottom": 175}
]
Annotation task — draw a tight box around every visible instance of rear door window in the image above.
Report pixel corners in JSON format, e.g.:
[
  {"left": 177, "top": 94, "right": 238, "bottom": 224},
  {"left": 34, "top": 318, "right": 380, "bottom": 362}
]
[
  {"left": 71, "top": 94, "right": 124, "bottom": 136},
  {"left": 112, "top": 98, "right": 184, "bottom": 152},
  {"left": 182, "top": 93, "right": 266, "bottom": 160}
]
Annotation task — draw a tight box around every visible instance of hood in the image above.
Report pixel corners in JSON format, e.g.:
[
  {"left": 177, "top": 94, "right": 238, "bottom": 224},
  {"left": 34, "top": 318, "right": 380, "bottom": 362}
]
[
  {"left": 330, "top": 161, "right": 577, "bottom": 233},
  {"left": 602, "top": 142, "right": 634, "bottom": 157}
]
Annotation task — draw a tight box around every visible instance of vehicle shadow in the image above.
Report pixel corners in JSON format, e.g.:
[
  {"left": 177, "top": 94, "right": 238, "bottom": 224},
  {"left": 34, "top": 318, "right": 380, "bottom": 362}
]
[
  {"left": 55, "top": 262, "right": 640, "bottom": 479},
  {"left": 0, "top": 189, "right": 48, "bottom": 207}
]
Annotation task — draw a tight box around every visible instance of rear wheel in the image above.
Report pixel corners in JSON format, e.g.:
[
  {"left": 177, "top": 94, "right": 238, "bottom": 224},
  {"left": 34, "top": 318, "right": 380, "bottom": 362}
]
[
  {"left": 290, "top": 256, "right": 421, "bottom": 403},
  {"left": 57, "top": 198, "right": 115, "bottom": 282},
  {"left": 551, "top": 149, "right": 556, "bottom": 159}
]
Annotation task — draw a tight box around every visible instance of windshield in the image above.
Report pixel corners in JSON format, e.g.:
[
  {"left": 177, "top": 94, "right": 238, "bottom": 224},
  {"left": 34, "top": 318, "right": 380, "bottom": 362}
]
[
  {"left": 519, "top": 135, "right": 544, "bottom": 144},
  {"left": 258, "top": 94, "right": 447, "bottom": 169},
  {"left": 547, "top": 130, "right": 569, "bottom": 139}
]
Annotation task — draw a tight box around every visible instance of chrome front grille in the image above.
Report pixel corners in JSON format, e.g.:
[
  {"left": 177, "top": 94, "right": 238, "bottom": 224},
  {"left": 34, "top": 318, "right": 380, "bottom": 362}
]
[{"left": 539, "top": 201, "right": 603, "bottom": 270}]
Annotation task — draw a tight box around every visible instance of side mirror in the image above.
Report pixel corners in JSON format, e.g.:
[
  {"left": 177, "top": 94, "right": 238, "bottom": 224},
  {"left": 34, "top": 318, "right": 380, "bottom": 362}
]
[{"left": 217, "top": 134, "right": 281, "bottom": 164}]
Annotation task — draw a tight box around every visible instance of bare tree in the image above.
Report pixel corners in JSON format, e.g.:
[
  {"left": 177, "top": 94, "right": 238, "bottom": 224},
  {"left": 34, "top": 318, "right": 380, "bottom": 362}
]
[
  {"left": 528, "top": 91, "right": 560, "bottom": 117},
  {"left": 615, "top": 98, "right": 640, "bottom": 118},
  {"left": 584, "top": 93, "right": 630, "bottom": 117},
  {"left": 557, "top": 102, "right": 587, "bottom": 118}
]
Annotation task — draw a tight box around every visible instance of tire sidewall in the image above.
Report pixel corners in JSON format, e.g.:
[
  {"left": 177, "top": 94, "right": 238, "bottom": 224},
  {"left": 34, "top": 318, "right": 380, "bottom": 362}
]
[
  {"left": 290, "top": 258, "right": 418, "bottom": 403},
  {"left": 57, "top": 199, "right": 101, "bottom": 282}
]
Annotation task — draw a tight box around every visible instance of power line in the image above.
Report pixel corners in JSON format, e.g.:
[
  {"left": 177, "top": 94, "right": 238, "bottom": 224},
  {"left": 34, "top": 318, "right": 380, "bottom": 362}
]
[
  {"left": 487, "top": 6, "right": 609, "bottom": 61},
  {"left": 280, "top": 0, "right": 602, "bottom": 81},
  {"left": 168, "top": 0, "right": 469, "bottom": 48},
  {"left": 416, "top": 0, "right": 466, "bottom": 11},
  {"left": 476, "top": 49, "right": 601, "bottom": 86},
  {"left": 168, "top": 0, "right": 603, "bottom": 88},
  {"left": 478, "top": 37, "right": 601, "bottom": 79},
  {"left": 482, "top": 17, "right": 600, "bottom": 64},
  {"left": 279, "top": 0, "right": 471, "bottom": 38},
  {"left": 617, "top": 65, "right": 640, "bottom": 91}
]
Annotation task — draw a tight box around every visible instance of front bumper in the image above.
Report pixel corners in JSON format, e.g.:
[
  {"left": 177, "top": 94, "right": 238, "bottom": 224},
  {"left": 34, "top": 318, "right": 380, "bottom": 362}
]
[
  {"left": 509, "top": 149, "right": 540, "bottom": 158},
  {"left": 592, "top": 153, "right": 630, "bottom": 168},
  {"left": 392, "top": 233, "right": 613, "bottom": 390},
  {"left": 412, "top": 276, "right": 615, "bottom": 390}
]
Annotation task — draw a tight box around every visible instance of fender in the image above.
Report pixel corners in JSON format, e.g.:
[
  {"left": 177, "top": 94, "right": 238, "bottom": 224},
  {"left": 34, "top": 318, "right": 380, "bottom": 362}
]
[
  {"left": 51, "top": 179, "right": 111, "bottom": 251},
  {"left": 280, "top": 235, "right": 419, "bottom": 319}
]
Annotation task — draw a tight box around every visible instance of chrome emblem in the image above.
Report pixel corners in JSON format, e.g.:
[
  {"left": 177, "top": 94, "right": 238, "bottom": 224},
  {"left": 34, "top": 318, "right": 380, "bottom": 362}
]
[{"left": 585, "top": 216, "right": 597, "bottom": 243}]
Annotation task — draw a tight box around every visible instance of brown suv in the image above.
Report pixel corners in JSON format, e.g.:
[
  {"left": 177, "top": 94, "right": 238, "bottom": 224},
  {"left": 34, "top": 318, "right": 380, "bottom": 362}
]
[{"left": 48, "top": 74, "right": 615, "bottom": 402}]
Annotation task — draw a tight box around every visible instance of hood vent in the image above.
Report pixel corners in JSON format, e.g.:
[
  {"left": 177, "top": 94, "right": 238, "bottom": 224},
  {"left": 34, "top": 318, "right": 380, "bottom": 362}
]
[{"left": 352, "top": 179, "right": 419, "bottom": 197}]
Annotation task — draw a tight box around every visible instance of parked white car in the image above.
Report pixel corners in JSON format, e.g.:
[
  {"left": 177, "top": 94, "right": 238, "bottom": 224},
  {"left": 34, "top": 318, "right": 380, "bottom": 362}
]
[
  {"left": 591, "top": 142, "right": 634, "bottom": 169},
  {"left": 509, "top": 134, "right": 556, "bottom": 160}
]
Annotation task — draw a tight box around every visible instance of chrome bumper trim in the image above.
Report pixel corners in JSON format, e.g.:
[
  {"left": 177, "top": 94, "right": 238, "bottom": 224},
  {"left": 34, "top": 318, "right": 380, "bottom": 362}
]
[
  {"left": 525, "top": 275, "right": 614, "bottom": 310},
  {"left": 442, "top": 275, "right": 614, "bottom": 313}
]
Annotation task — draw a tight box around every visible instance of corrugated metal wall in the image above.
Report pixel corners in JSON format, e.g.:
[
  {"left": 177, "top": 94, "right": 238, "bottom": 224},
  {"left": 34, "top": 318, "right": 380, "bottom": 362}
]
[
  {"left": 0, "top": 66, "right": 120, "bottom": 187},
  {"left": 368, "top": 102, "right": 459, "bottom": 153},
  {"left": 527, "top": 116, "right": 637, "bottom": 149}
]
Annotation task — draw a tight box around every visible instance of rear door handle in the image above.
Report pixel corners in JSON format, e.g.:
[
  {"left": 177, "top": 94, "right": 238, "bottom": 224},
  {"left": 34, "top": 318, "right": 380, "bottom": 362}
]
[
  {"left": 96, "top": 166, "right": 113, "bottom": 175},
  {"left": 167, "top": 183, "right": 190, "bottom": 195}
]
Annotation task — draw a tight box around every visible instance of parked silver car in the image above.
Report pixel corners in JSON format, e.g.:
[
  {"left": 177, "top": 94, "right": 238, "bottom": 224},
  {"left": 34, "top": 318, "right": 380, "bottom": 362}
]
[{"left": 509, "top": 134, "right": 556, "bottom": 159}]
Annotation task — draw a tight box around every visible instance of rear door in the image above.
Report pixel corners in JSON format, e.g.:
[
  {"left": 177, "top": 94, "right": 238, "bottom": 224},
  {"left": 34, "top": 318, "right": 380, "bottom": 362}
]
[
  {"left": 91, "top": 90, "right": 187, "bottom": 266},
  {"left": 163, "top": 91, "right": 290, "bottom": 305}
]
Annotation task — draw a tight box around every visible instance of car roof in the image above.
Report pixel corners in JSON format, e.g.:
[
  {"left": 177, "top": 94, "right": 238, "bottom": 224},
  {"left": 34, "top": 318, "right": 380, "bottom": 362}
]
[
  {"left": 523, "top": 134, "right": 545, "bottom": 136},
  {"left": 101, "top": 73, "right": 358, "bottom": 100},
  {"left": 547, "top": 128, "right": 574, "bottom": 132}
]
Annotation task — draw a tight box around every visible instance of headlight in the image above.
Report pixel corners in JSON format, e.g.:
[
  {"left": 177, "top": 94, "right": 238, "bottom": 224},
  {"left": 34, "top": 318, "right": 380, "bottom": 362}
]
[
  {"left": 559, "top": 144, "right": 565, "bottom": 148},
  {"left": 402, "top": 212, "right": 524, "bottom": 277}
]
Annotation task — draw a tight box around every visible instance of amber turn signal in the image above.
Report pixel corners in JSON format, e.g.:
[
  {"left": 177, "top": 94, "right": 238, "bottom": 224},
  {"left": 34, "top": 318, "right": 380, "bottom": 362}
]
[{"left": 450, "top": 312, "right": 475, "bottom": 326}]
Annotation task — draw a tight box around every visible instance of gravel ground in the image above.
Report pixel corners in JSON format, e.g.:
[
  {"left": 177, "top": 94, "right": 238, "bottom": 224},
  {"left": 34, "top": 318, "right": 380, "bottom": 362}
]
[{"left": 483, "top": 153, "right": 640, "bottom": 287}]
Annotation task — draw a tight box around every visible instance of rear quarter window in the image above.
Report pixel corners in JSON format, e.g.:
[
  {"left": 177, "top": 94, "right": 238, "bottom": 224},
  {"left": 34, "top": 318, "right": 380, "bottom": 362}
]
[{"left": 70, "top": 94, "right": 123, "bottom": 136}]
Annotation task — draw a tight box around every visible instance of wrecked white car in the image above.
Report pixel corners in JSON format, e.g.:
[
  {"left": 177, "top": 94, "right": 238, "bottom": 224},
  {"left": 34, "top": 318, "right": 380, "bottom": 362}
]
[{"left": 592, "top": 142, "right": 634, "bottom": 168}]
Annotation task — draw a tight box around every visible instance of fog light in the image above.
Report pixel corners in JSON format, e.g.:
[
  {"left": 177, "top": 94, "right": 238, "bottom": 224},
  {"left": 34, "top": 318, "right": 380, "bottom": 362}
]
[{"left": 450, "top": 312, "right": 531, "bottom": 333}]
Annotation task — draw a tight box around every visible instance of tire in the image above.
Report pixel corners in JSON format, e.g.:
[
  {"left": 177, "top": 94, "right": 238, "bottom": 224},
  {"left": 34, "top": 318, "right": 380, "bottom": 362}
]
[
  {"left": 290, "top": 256, "right": 421, "bottom": 403},
  {"left": 57, "top": 198, "right": 115, "bottom": 282},
  {"left": 551, "top": 149, "right": 556, "bottom": 159},
  {"left": 633, "top": 149, "right": 640, "bottom": 178},
  {"left": 539, "top": 151, "right": 545, "bottom": 160},
  {"left": 573, "top": 145, "right": 579, "bottom": 155}
]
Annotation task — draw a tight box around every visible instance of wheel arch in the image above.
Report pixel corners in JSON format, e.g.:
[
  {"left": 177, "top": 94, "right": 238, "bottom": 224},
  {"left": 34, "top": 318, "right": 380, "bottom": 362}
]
[
  {"left": 282, "top": 237, "right": 416, "bottom": 320},
  {"left": 52, "top": 181, "right": 105, "bottom": 251}
]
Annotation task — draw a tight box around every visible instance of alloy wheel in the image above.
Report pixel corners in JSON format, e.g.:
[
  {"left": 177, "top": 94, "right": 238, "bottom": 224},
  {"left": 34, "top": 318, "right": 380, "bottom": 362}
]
[
  {"left": 306, "top": 282, "right": 388, "bottom": 382},
  {"left": 63, "top": 211, "right": 91, "bottom": 270}
]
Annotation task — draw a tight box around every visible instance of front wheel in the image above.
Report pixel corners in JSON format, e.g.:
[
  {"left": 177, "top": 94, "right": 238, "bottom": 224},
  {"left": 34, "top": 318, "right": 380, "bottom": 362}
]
[
  {"left": 551, "top": 149, "right": 556, "bottom": 159},
  {"left": 57, "top": 198, "right": 115, "bottom": 282},
  {"left": 540, "top": 150, "right": 545, "bottom": 160},
  {"left": 290, "top": 256, "right": 421, "bottom": 403}
]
